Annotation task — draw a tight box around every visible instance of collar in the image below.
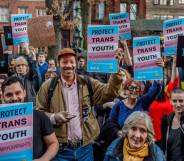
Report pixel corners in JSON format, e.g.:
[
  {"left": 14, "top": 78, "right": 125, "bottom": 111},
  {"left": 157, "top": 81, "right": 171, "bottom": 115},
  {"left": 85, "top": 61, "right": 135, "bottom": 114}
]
[{"left": 60, "top": 74, "right": 77, "bottom": 88}]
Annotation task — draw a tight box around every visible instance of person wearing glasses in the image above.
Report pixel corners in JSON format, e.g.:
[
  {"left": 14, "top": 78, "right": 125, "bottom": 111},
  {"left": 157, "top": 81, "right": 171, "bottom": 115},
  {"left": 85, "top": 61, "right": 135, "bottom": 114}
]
[{"left": 109, "top": 77, "right": 162, "bottom": 128}]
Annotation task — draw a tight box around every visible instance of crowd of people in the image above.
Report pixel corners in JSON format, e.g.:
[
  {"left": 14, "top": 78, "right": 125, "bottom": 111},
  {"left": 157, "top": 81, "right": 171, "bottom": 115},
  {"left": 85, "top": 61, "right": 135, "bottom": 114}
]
[{"left": 0, "top": 40, "right": 184, "bottom": 161}]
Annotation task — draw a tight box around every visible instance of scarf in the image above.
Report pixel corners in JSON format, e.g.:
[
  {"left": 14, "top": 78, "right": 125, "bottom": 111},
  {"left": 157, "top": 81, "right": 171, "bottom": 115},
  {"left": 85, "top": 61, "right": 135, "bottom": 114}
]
[{"left": 123, "top": 137, "right": 149, "bottom": 161}]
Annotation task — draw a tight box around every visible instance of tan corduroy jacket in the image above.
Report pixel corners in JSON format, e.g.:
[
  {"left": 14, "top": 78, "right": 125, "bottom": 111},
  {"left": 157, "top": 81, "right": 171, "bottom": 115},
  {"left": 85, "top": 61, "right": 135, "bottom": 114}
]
[{"left": 36, "top": 72, "right": 123, "bottom": 145}]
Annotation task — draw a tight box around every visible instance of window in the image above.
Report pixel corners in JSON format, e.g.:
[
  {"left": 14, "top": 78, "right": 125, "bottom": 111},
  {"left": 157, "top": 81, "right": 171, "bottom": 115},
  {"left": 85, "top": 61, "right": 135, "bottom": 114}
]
[
  {"left": 155, "top": 0, "right": 173, "bottom": 5},
  {"left": 153, "top": 15, "right": 161, "bottom": 19},
  {"left": 153, "top": 0, "right": 159, "bottom": 4},
  {"left": 178, "top": 16, "right": 184, "bottom": 18},
  {"left": 130, "top": 4, "right": 137, "bottom": 20},
  {"left": 36, "top": 8, "right": 46, "bottom": 16},
  {"left": 153, "top": 15, "right": 173, "bottom": 20},
  {"left": 18, "top": 7, "right": 28, "bottom": 14},
  {"left": 120, "top": 3, "right": 127, "bottom": 12},
  {"left": 179, "top": 0, "right": 184, "bottom": 4},
  {"left": 96, "top": 2, "right": 105, "bottom": 20},
  {"left": 0, "top": 7, "right": 9, "bottom": 22}
]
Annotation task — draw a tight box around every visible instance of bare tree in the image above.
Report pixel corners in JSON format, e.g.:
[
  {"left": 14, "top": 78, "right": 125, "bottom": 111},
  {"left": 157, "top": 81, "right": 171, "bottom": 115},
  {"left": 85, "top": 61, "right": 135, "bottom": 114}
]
[{"left": 45, "top": 0, "right": 78, "bottom": 58}]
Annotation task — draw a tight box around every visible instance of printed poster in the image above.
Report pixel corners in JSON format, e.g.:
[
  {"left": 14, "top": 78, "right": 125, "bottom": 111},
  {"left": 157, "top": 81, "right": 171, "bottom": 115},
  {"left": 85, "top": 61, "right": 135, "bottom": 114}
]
[
  {"left": 87, "top": 25, "right": 119, "bottom": 73},
  {"left": 11, "top": 14, "right": 32, "bottom": 45},
  {"left": 109, "top": 12, "right": 131, "bottom": 40},
  {"left": 133, "top": 36, "right": 163, "bottom": 81},
  {"left": 163, "top": 18, "right": 184, "bottom": 56},
  {"left": 0, "top": 102, "right": 33, "bottom": 161}
]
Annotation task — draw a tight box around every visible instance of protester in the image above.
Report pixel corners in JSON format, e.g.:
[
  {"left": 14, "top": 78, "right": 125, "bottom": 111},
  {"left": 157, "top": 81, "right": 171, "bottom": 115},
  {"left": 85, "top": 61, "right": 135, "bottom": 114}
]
[
  {"left": 8, "top": 58, "right": 16, "bottom": 76},
  {"left": 76, "top": 55, "right": 88, "bottom": 75},
  {"left": 109, "top": 76, "right": 162, "bottom": 128},
  {"left": 36, "top": 48, "right": 124, "bottom": 161},
  {"left": 14, "top": 49, "right": 42, "bottom": 105},
  {"left": 149, "top": 56, "right": 178, "bottom": 146},
  {"left": 104, "top": 111, "right": 166, "bottom": 161},
  {"left": 1, "top": 76, "right": 59, "bottom": 160},
  {"left": 161, "top": 88, "right": 184, "bottom": 161},
  {"left": 38, "top": 52, "right": 48, "bottom": 81}
]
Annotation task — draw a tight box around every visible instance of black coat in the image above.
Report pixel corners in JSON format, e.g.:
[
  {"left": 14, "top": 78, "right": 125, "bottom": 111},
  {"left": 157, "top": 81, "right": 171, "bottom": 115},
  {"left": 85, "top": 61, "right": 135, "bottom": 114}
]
[{"left": 161, "top": 112, "right": 184, "bottom": 159}]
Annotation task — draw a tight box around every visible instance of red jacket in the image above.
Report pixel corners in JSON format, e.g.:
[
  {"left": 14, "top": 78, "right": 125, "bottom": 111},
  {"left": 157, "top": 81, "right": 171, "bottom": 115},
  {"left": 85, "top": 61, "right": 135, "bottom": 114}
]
[{"left": 149, "top": 77, "right": 178, "bottom": 141}]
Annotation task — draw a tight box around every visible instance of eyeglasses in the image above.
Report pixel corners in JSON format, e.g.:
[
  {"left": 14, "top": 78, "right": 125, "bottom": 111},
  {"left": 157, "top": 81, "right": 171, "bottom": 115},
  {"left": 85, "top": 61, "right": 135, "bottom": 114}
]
[{"left": 127, "top": 86, "right": 140, "bottom": 92}]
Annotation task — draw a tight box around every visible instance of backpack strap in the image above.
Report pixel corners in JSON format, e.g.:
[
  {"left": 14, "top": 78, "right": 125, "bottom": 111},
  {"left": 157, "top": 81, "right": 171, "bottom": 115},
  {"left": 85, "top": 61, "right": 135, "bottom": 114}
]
[
  {"left": 84, "top": 75, "right": 94, "bottom": 106},
  {"left": 48, "top": 76, "right": 59, "bottom": 107}
]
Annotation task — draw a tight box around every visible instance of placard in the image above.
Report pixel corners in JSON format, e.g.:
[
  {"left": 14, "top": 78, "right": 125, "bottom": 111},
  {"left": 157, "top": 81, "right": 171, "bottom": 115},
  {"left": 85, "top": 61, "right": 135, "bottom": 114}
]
[
  {"left": 133, "top": 36, "right": 163, "bottom": 81},
  {"left": 87, "top": 25, "right": 119, "bottom": 73},
  {"left": 27, "top": 15, "right": 56, "bottom": 47},
  {"left": 11, "top": 14, "right": 32, "bottom": 45},
  {"left": 163, "top": 18, "right": 184, "bottom": 56},
  {"left": 0, "top": 102, "right": 33, "bottom": 161},
  {"left": 109, "top": 12, "right": 131, "bottom": 40}
]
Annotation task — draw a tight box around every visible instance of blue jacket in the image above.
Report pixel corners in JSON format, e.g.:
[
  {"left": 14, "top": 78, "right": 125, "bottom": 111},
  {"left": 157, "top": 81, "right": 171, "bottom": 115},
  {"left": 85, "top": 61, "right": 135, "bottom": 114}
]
[
  {"left": 104, "top": 137, "right": 166, "bottom": 161},
  {"left": 38, "top": 62, "right": 48, "bottom": 81},
  {"left": 109, "top": 81, "right": 161, "bottom": 127}
]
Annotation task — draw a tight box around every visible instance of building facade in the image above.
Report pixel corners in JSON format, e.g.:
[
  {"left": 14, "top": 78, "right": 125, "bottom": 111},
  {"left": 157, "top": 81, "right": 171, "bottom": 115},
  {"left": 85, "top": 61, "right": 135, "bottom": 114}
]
[
  {"left": 0, "top": 0, "right": 45, "bottom": 31},
  {"left": 91, "top": 0, "right": 146, "bottom": 25},
  {"left": 146, "top": 0, "right": 184, "bottom": 20}
]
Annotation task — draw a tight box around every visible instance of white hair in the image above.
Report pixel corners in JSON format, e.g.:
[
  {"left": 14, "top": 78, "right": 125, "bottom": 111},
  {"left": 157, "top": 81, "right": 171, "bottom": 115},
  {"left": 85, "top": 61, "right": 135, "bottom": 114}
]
[{"left": 122, "top": 111, "right": 155, "bottom": 144}]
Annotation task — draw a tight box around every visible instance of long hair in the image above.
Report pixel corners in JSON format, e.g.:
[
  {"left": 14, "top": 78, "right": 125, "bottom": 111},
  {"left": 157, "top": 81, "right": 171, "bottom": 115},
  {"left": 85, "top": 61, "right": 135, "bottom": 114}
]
[{"left": 122, "top": 111, "right": 155, "bottom": 144}]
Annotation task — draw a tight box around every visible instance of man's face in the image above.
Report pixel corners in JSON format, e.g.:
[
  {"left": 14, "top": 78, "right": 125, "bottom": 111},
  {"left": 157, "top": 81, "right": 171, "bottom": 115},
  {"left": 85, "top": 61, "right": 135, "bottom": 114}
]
[
  {"left": 127, "top": 120, "right": 148, "bottom": 149},
  {"left": 15, "top": 60, "right": 28, "bottom": 75},
  {"left": 59, "top": 55, "right": 76, "bottom": 79},
  {"left": 38, "top": 54, "right": 46, "bottom": 64},
  {"left": 78, "top": 58, "right": 86, "bottom": 69},
  {"left": 171, "top": 92, "right": 184, "bottom": 114},
  {"left": 2, "top": 82, "right": 26, "bottom": 103},
  {"left": 48, "top": 60, "right": 56, "bottom": 69}
]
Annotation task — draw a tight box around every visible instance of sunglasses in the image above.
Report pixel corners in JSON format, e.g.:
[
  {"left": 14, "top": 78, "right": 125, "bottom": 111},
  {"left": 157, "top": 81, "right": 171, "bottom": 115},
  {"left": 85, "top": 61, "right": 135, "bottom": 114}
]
[{"left": 127, "top": 86, "right": 140, "bottom": 92}]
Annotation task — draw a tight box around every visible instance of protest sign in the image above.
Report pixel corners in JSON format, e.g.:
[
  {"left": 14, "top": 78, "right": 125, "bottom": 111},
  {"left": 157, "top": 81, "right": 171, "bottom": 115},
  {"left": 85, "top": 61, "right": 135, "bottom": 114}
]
[
  {"left": 0, "top": 102, "right": 33, "bottom": 161},
  {"left": 11, "top": 14, "right": 32, "bottom": 45},
  {"left": 133, "top": 36, "right": 163, "bottom": 81},
  {"left": 87, "top": 25, "right": 119, "bottom": 73},
  {"left": 176, "top": 36, "right": 184, "bottom": 67},
  {"left": 27, "top": 15, "right": 56, "bottom": 48},
  {"left": 163, "top": 18, "right": 184, "bottom": 56},
  {"left": 109, "top": 12, "right": 131, "bottom": 40},
  {"left": 3, "top": 26, "right": 13, "bottom": 45}
]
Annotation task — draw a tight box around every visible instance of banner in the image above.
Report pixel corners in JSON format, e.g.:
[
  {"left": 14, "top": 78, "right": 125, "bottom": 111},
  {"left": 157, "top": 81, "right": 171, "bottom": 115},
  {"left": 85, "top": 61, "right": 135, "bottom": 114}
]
[
  {"left": 163, "top": 18, "right": 184, "bottom": 56},
  {"left": 11, "top": 14, "right": 32, "bottom": 45},
  {"left": 0, "top": 102, "right": 33, "bottom": 161},
  {"left": 87, "top": 25, "right": 119, "bottom": 73},
  {"left": 27, "top": 15, "right": 56, "bottom": 48},
  {"left": 176, "top": 36, "right": 184, "bottom": 67},
  {"left": 109, "top": 12, "right": 131, "bottom": 40},
  {"left": 133, "top": 36, "right": 163, "bottom": 81},
  {"left": 3, "top": 26, "right": 13, "bottom": 45}
]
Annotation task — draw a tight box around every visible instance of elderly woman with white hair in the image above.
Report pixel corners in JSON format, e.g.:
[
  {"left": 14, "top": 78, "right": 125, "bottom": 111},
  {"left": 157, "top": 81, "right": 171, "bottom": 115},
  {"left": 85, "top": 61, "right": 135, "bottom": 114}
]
[{"left": 104, "top": 111, "right": 166, "bottom": 161}]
